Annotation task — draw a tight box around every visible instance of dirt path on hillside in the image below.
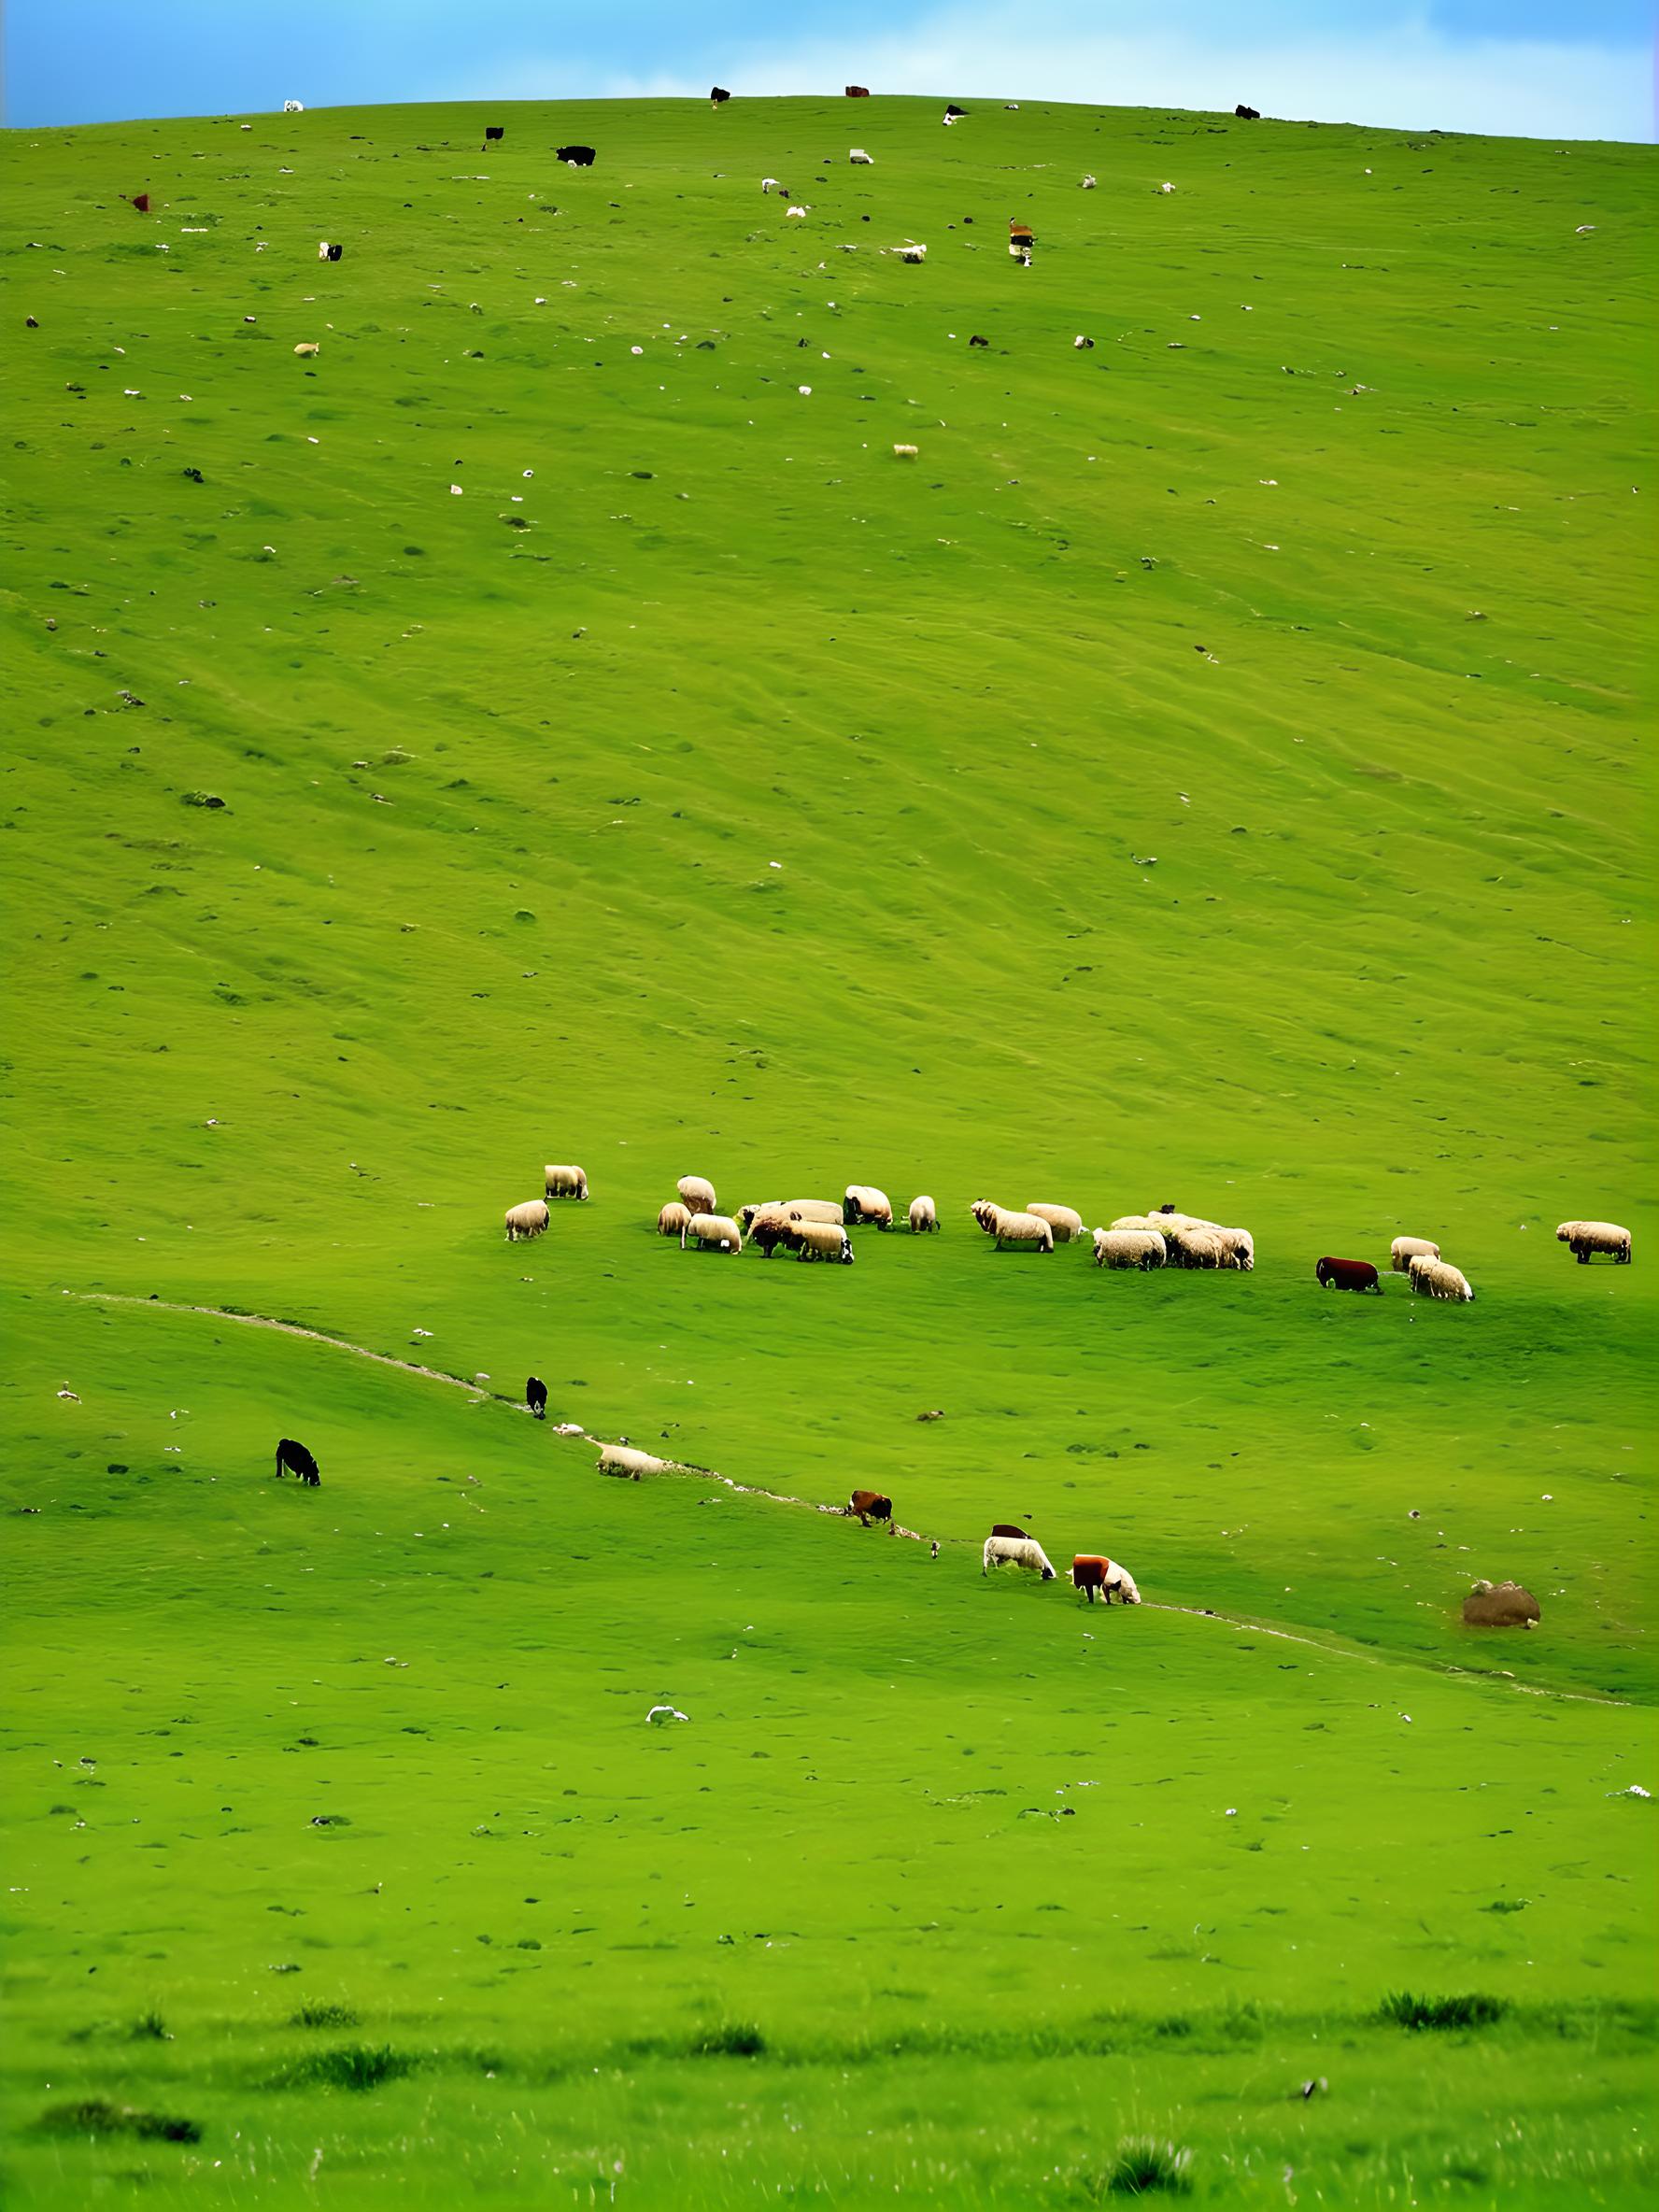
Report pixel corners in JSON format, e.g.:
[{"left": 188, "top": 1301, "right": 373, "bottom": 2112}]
[{"left": 63, "top": 1289, "right": 1632, "bottom": 1709}]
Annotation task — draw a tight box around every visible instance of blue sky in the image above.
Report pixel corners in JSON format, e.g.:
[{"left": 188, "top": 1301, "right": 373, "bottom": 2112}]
[{"left": 4, "top": 0, "right": 1652, "bottom": 139}]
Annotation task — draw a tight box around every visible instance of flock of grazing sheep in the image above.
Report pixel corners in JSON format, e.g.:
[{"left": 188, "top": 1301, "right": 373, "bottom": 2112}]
[{"left": 504, "top": 1167, "right": 1632, "bottom": 1296}]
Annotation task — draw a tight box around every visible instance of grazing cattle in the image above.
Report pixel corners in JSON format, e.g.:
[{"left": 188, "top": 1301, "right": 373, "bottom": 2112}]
[
  {"left": 990, "top": 1523, "right": 1029, "bottom": 1540},
  {"left": 1316, "top": 1255, "right": 1382, "bottom": 1294},
  {"left": 1462, "top": 1579, "right": 1540, "bottom": 1628},
  {"left": 848, "top": 1488, "right": 893, "bottom": 1527},
  {"left": 275, "top": 1438, "right": 320, "bottom": 1486},
  {"left": 557, "top": 145, "right": 596, "bottom": 167},
  {"left": 944, "top": 103, "right": 967, "bottom": 117},
  {"left": 846, "top": 85, "right": 871, "bottom": 97},
  {"left": 983, "top": 1535, "right": 1056, "bottom": 1580},
  {"left": 1071, "top": 1554, "right": 1141, "bottom": 1604},
  {"left": 131, "top": 192, "right": 151, "bottom": 213},
  {"left": 710, "top": 86, "right": 731, "bottom": 106},
  {"left": 1235, "top": 104, "right": 1261, "bottom": 120},
  {"left": 968, "top": 333, "right": 990, "bottom": 347},
  {"left": 485, "top": 125, "right": 504, "bottom": 142},
  {"left": 526, "top": 1376, "right": 548, "bottom": 1420}
]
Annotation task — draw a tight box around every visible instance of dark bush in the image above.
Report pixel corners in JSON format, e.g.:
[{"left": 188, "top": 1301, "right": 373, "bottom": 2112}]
[
  {"left": 38, "top": 2098, "right": 200, "bottom": 2144},
  {"left": 1379, "top": 1992, "right": 1507, "bottom": 2031},
  {"left": 291, "top": 2043, "right": 415, "bottom": 2091},
  {"left": 291, "top": 2002, "right": 359, "bottom": 2030},
  {"left": 692, "top": 2021, "right": 765, "bottom": 2057}
]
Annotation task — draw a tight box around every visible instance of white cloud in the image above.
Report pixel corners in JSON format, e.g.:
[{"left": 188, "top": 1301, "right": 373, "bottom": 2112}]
[{"left": 475, "top": 3, "right": 1650, "bottom": 142}]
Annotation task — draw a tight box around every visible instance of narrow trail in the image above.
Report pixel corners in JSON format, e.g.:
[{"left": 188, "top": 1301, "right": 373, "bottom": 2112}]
[{"left": 64, "top": 1288, "right": 1633, "bottom": 1711}]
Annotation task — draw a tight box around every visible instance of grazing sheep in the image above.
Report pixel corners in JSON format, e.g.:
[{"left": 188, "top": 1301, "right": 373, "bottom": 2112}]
[
  {"left": 1167, "top": 1226, "right": 1226, "bottom": 1269},
  {"left": 908, "top": 1194, "right": 939, "bottom": 1234},
  {"left": 760, "top": 177, "right": 782, "bottom": 191},
  {"left": 1109, "top": 1213, "right": 1174, "bottom": 1236},
  {"left": 1556, "top": 1220, "right": 1632, "bottom": 1265},
  {"left": 1092, "top": 1227, "right": 1167, "bottom": 1269},
  {"left": 897, "top": 242, "right": 928, "bottom": 262},
  {"left": 893, "top": 443, "right": 920, "bottom": 458},
  {"left": 783, "top": 1198, "right": 844, "bottom": 1225},
  {"left": 678, "top": 1174, "right": 717, "bottom": 1216},
  {"left": 657, "top": 1200, "right": 692, "bottom": 1237},
  {"left": 786, "top": 205, "right": 808, "bottom": 219},
  {"left": 1392, "top": 1234, "right": 1440, "bottom": 1273},
  {"left": 970, "top": 1201, "right": 1054, "bottom": 1252},
  {"left": 275, "top": 1438, "right": 320, "bottom": 1485},
  {"left": 744, "top": 1208, "right": 796, "bottom": 1257},
  {"left": 544, "top": 1163, "right": 589, "bottom": 1200},
  {"left": 849, "top": 149, "right": 873, "bottom": 164},
  {"left": 293, "top": 342, "right": 319, "bottom": 357},
  {"left": 1409, "top": 1255, "right": 1475, "bottom": 1302},
  {"left": 983, "top": 1535, "right": 1056, "bottom": 1580},
  {"left": 844, "top": 1185, "right": 894, "bottom": 1229},
  {"left": 1071, "top": 1554, "right": 1141, "bottom": 1604},
  {"left": 598, "top": 1441, "right": 673, "bottom": 1480},
  {"left": 1462, "top": 1578, "right": 1540, "bottom": 1628},
  {"left": 681, "top": 1212, "right": 744, "bottom": 1253},
  {"left": 1081, "top": 173, "right": 1097, "bottom": 189},
  {"left": 787, "top": 1219, "right": 856, "bottom": 1264},
  {"left": 1211, "top": 1226, "right": 1255, "bottom": 1271},
  {"left": 1027, "top": 1202, "right": 1085, "bottom": 1244},
  {"left": 504, "top": 1198, "right": 550, "bottom": 1241}
]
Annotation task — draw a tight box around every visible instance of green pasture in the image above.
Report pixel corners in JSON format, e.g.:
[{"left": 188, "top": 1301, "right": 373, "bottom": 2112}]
[{"left": 2, "top": 91, "right": 1654, "bottom": 2205}]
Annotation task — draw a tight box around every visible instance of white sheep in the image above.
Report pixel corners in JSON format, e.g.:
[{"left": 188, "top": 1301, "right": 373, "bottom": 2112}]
[
  {"left": 788, "top": 1219, "right": 855, "bottom": 1263},
  {"left": 1109, "top": 1213, "right": 1173, "bottom": 1236},
  {"left": 544, "top": 1162, "right": 589, "bottom": 1200},
  {"left": 908, "top": 1194, "right": 939, "bottom": 1234},
  {"left": 598, "top": 1441, "right": 674, "bottom": 1480},
  {"left": 293, "top": 342, "right": 319, "bottom": 357},
  {"left": 681, "top": 1212, "right": 744, "bottom": 1253},
  {"left": 786, "top": 205, "right": 809, "bottom": 219},
  {"left": 897, "top": 242, "right": 927, "bottom": 262},
  {"left": 783, "top": 1198, "right": 844, "bottom": 1225},
  {"left": 677, "top": 1174, "right": 717, "bottom": 1216},
  {"left": 970, "top": 1200, "right": 1054, "bottom": 1252},
  {"left": 1392, "top": 1234, "right": 1439, "bottom": 1273},
  {"left": 1556, "top": 1219, "right": 1632, "bottom": 1265},
  {"left": 893, "top": 443, "right": 920, "bottom": 458},
  {"left": 1211, "top": 1226, "right": 1255, "bottom": 1271},
  {"left": 657, "top": 1199, "right": 692, "bottom": 1237},
  {"left": 849, "top": 149, "right": 872, "bottom": 164},
  {"left": 1167, "top": 1226, "right": 1226, "bottom": 1269},
  {"left": 1027, "top": 1202, "right": 1085, "bottom": 1244},
  {"left": 1092, "top": 1227, "right": 1167, "bottom": 1269},
  {"left": 1409, "top": 1254, "right": 1475, "bottom": 1302},
  {"left": 1081, "top": 174, "right": 1097, "bottom": 189},
  {"left": 503, "top": 1198, "right": 550, "bottom": 1241},
  {"left": 844, "top": 1184, "right": 894, "bottom": 1229},
  {"left": 760, "top": 177, "right": 782, "bottom": 192},
  {"left": 983, "top": 1535, "right": 1056, "bottom": 1580}
]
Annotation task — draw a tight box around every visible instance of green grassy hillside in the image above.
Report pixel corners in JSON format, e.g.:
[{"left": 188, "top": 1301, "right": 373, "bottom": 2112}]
[{"left": 2, "top": 94, "right": 1654, "bottom": 2207}]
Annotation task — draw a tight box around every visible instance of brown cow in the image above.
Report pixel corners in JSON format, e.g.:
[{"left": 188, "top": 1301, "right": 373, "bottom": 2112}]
[
  {"left": 846, "top": 85, "right": 871, "bottom": 97},
  {"left": 1462, "top": 1580, "right": 1540, "bottom": 1628},
  {"left": 848, "top": 1488, "right": 893, "bottom": 1528},
  {"left": 1071, "top": 1554, "right": 1141, "bottom": 1604},
  {"left": 1316, "top": 1255, "right": 1382, "bottom": 1294}
]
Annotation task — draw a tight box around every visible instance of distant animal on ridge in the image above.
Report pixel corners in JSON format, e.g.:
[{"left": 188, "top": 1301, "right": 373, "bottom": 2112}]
[
  {"left": 275, "top": 1438, "right": 319, "bottom": 1486},
  {"left": 1235, "top": 104, "right": 1261, "bottom": 120},
  {"left": 484, "top": 125, "right": 504, "bottom": 142},
  {"left": 710, "top": 86, "right": 731, "bottom": 106}
]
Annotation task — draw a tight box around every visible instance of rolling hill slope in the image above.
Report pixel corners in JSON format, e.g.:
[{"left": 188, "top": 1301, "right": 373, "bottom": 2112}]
[{"left": 2, "top": 93, "right": 1654, "bottom": 2207}]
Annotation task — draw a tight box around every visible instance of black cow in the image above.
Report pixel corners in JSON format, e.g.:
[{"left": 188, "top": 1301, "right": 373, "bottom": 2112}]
[
  {"left": 324, "top": 242, "right": 343, "bottom": 262},
  {"left": 1235, "top": 104, "right": 1261, "bottom": 120},
  {"left": 710, "top": 86, "right": 731, "bottom": 106},
  {"left": 485, "top": 124, "right": 504, "bottom": 142},
  {"left": 131, "top": 192, "right": 150, "bottom": 213},
  {"left": 527, "top": 1376, "right": 548, "bottom": 1419},
  {"left": 845, "top": 85, "right": 871, "bottom": 98},
  {"left": 944, "top": 103, "right": 967, "bottom": 117},
  {"left": 968, "top": 333, "right": 990, "bottom": 347},
  {"left": 557, "top": 144, "right": 596, "bottom": 167},
  {"left": 275, "top": 1438, "right": 320, "bottom": 1485}
]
